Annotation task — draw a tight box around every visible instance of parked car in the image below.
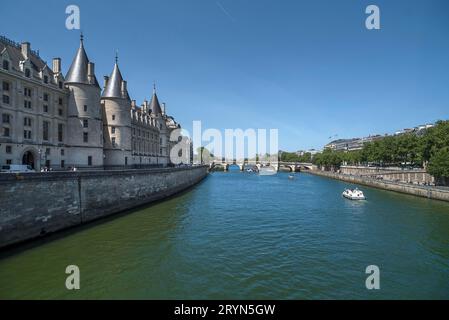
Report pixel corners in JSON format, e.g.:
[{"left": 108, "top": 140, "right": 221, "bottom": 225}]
[{"left": 0, "top": 164, "right": 35, "bottom": 173}]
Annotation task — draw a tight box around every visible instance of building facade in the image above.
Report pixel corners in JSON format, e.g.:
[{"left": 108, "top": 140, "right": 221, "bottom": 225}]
[{"left": 0, "top": 35, "right": 181, "bottom": 170}]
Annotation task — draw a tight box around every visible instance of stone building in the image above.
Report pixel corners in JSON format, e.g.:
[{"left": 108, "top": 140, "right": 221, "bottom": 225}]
[{"left": 0, "top": 35, "right": 182, "bottom": 170}]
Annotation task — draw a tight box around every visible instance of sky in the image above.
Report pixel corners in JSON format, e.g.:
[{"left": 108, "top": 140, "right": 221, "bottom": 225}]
[{"left": 1, "top": 0, "right": 449, "bottom": 151}]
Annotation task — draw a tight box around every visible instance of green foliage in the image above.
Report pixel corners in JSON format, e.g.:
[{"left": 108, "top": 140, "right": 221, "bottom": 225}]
[
  {"left": 428, "top": 148, "right": 449, "bottom": 178},
  {"left": 312, "top": 120, "right": 449, "bottom": 177},
  {"left": 279, "top": 152, "right": 312, "bottom": 163}
]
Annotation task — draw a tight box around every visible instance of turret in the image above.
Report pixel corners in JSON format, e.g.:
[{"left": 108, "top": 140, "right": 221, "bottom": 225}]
[
  {"left": 65, "top": 34, "right": 103, "bottom": 167},
  {"left": 101, "top": 54, "right": 132, "bottom": 166}
]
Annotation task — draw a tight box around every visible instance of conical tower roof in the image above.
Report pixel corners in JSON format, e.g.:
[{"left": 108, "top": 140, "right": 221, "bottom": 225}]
[
  {"left": 150, "top": 84, "right": 162, "bottom": 115},
  {"left": 102, "top": 59, "right": 130, "bottom": 100},
  {"left": 65, "top": 34, "right": 99, "bottom": 86}
]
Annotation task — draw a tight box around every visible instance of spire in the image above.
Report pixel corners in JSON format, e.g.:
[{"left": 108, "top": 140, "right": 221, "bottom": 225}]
[
  {"left": 65, "top": 34, "right": 99, "bottom": 86},
  {"left": 102, "top": 59, "right": 129, "bottom": 100},
  {"left": 149, "top": 83, "right": 162, "bottom": 115}
]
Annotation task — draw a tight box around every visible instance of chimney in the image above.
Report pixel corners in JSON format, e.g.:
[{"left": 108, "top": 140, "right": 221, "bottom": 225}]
[
  {"left": 88, "top": 62, "right": 95, "bottom": 83},
  {"left": 103, "top": 76, "right": 109, "bottom": 89},
  {"left": 21, "top": 42, "right": 31, "bottom": 59},
  {"left": 131, "top": 100, "right": 136, "bottom": 109},
  {"left": 52, "top": 58, "right": 61, "bottom": 74},
  {"left": 162, "top": 103, "right": 166, "bottom": 115},
  {"left": 121, "top": 80, "right": 127, "bottom": 97}
]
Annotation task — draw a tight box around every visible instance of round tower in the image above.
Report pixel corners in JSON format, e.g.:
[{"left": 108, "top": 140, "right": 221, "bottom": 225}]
[
  {"left": 149, "top": 84, "right": 168, "bottom": 166},
  {"left": 101, "top": 55, "right": 132, "bottom": 166},
  {"left": 65, "top": 35, "right": 104, "bottom": 168}
]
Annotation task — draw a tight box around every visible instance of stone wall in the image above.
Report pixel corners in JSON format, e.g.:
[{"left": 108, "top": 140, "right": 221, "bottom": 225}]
[
  {"left": 339, "top": 166, "right": 434, "bottom": 185},
  {"left": 0, "top": 166, "right": 208, "bottom": 249},
  {"left": 308, "top": 170, "right": 449, "bottom": 202}
]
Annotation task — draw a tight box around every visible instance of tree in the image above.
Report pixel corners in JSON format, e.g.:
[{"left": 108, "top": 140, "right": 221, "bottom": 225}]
[{"left": 428, "top": 147, "right": 449, "bottom": 179}]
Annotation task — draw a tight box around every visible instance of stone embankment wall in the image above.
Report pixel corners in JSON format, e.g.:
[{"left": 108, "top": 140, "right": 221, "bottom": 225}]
[
  {"left": 339, "top": 166, "right": 434, "bottom": 185},
  {"left": 308, "top": 170, "right": 449, "bottom": 202},
  {"left": 0, "top": 166, "right": 208, "bottom": 249}
]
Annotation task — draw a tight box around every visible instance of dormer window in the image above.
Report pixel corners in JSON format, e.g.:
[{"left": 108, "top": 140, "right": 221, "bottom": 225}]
[
  {"left": 43, "top": 75, "right": 48, "bottom": 84},
  {"left": 2, "top": 60, "right": 9, "bottom": 70},
  {"left": 25, "top": 68, "right": 31, "bottom": 78},
  {"left": 58, "top": 81, "right": 63, "bottom": 89}
]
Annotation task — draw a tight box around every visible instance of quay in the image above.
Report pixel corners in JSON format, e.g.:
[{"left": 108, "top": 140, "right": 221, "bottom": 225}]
[
  {"left": 0, "top": 165, "right": 208, "bottom": 249},
  {"left": 306, "top": 169, "right": 449, "bottom": 203}
]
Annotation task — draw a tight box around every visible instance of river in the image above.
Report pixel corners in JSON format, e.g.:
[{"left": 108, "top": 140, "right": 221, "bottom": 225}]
[{"left": 1, "top": 170, "right": 448, "bottom": 299}]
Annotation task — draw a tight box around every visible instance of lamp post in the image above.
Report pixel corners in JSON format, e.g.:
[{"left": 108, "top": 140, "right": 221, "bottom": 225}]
[{"left": 38, "top": 148, "right": 42, "bottom": 172}]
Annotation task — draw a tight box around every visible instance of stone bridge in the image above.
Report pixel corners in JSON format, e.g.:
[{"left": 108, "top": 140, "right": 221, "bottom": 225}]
[{"left": 209, "top": 160, "right": 315, "bottom": 172}]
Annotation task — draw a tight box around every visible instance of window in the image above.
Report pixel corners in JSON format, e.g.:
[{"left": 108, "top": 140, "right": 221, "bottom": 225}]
[
  {"left": 25, "top": 69, "right": 31, "bottom": 78},
  {"left": 58, "top": 123, "right": 63, "bottom": 142},
  {"left": 83, "top": 132, "right": 88, "bottom": 143},
  {"left": 58, "top": 81, "right": 63, "bottom": 89},
  {"left": 2, "top": 81, "right": 9, "bottom": 91},
  {"left": 3, "top": 127, "right": 10, "bottom": 137},
  {"left": 6, "top": 159, "right": 12, "bottom": 165},
  {"left": 61, "top": 149, "right": 65, "bottom": 156},
  {"left": 58, "top": 97, "right": 63, "bottom": 105},
  {"left": 45, "top": 148, "right": 51, "bottom": 155},
  {"left": 24, "top": 100, "right": 32, "bottom": 109},
  {"left": 2, "top": 60, "right": 9, "bottom": 70},
  {"left": 43, "top": 105, "right": 48, "bottom": 113},
  {"left": 23, "top": 130, "right": 32, "bottom": 139},
  {"left": 112, "top": 137, "right": 116, "bottom": 147},
  {"left": 43, "top": 121, "right": 49, "bottom": 141},
  {"left": 88, "top": 156, "right": 92, "bottom": 166},
  {"left": 45, "top": 160, "right": 50, "bottom": 168},
  {"left": 6, "top": 145, "right": 12, "bottom": 154},
  {"left": 111, "top": 127, "right": 115, "bottom": 134},
  {"left": 2, "top": 114, "right": 10, "bottom": 123},
  {"left": 24, "top": 88, "right": 32, "bottom": 97},
  {"left": 112, "top": 115, "right": 115, "bottom": 121},
  {"left": 61, "top": 160, "right": 65, "bottom": 168},
  {"left": 24, "top": 117, "right": 31, "bottom": 126},
  {"left": 43, "top": 75, "right": 48, "bottom": 84},
  {"left": 83, "top": 105, "right": 87, "bottom": 112},
  {"left": 58, "top": 108, "right": 63, "bottom": 116},
  {"left": 43, "top": 93, "right": 49, "bottom": 102},
  {"left": 3, "top": 95, "right": 10, "bottom": 104},
  {"left": 83, "top": 119, "right": 88, "bottom": 128},
  {"left": 160, "top": 124, "right": 162, "bottom": 130}
]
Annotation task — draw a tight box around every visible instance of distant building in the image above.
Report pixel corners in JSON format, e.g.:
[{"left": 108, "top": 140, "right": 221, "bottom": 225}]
[
  {"left": 325, "top": 135, "right": 383, "bottom": 152},
  {"left": 325, "top": 122, "right": 435, "bottom": 152}
]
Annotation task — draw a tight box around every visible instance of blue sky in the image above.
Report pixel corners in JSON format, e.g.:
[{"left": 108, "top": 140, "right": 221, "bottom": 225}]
[{"left": 1, "top": 0, "right": 449, "bottom": 151}]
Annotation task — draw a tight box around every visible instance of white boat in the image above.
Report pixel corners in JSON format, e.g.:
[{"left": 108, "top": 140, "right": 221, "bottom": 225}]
[
  {"left": 258, "top": 167, "right": 277, "bottom": 176},
  {"left": 342, "top": 188, "right": 366, "bottom": 200}
]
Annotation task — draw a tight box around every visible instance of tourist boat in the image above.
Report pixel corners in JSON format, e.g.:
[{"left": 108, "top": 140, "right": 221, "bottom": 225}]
[
  {"left": 246, "top": 168, "right": 254, "bottom": 173},
  {"left": 342, "top": 188, "right": 366, "bottom": 200},
  {"left": 288, "top": 175, "right": 295, "bottom": 180},
  {"left": 258, "top": 167, "right": 277, "bottom": 176}
]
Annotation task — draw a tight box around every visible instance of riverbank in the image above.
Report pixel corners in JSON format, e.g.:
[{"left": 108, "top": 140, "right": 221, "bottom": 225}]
[
  {"left": 0, "top": 166, "right": 208, "bottom": 249},
  {"left": 306, "top": 170, "right": 449, "bottom": 202}
]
